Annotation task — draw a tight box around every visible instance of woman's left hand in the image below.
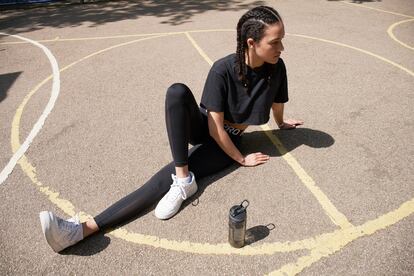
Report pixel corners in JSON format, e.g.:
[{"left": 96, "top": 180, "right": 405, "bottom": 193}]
[{"left": 279, "top": 119, "right": 304, "bottom": 130}]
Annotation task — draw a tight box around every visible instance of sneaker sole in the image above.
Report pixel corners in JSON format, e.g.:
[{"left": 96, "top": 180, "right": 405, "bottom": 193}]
[{"left": 154, "top": 204, "right": 181, "bottom": 220}]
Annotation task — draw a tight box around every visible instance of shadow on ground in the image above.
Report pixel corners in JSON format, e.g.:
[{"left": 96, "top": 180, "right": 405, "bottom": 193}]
[
  {"left": 245, "top": 223, "right": 276, "bottom": 245},
  {"left": 241, "top": 128, "right": 335, "bottom": 157},
  {"left": 61, "top": 233, "right": 111, "bottom": 256},
  {"left": 0, "top": 0, "right": 265, "bottom": 34},
  {"left": 0, "top": 71, "right": 21, "bottom": 103}
]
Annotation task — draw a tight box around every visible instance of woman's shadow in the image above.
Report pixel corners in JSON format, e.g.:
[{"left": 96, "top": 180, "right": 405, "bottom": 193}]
[
  {"left": 66, "top": 127, "right": 334, "bottom": 254},
  {"left": 241, "top": 127, "right": 335, "bottom": 157}
]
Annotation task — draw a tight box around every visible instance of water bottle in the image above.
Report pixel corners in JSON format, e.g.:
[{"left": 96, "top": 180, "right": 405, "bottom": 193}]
[{"left": 228, "top": 200, "right": 249, "bottom": 248}]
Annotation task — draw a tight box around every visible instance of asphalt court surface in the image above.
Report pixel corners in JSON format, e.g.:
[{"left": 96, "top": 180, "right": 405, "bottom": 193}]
[{"left": 0, "top": 0, "right": 413, "bottom": 275}]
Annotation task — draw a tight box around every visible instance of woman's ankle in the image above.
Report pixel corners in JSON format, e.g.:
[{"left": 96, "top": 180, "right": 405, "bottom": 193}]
[
  {"left": 82, "top": 219, "right": 99, "bottom": 238},
  {"left": 175, "top": 165, "right": 189, "bottom": 178}
]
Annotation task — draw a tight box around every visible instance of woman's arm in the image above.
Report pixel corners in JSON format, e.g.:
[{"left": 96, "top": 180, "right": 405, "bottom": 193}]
[
  {"left": 272, "top": 103, "right": 303, "bottom": 129},
  {"left": 208, "top": 111, "right": 269, "bottom": 166}
]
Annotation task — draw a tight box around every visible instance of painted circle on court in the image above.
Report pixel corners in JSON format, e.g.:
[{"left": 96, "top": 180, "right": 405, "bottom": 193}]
[{"left": 10, "top": 29, "right": 414, "bottom": 274}]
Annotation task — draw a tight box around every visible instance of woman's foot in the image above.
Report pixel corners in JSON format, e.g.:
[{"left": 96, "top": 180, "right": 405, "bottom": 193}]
[
  {"left": 155, "top": 171, "right": 197, "bottom": 220},
  {"left": 39, "top": 211, "right": 84, "bottom": 252}
]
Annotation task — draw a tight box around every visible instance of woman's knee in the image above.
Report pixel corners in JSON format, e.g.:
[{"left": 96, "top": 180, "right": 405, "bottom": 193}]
[{"left": 166, "top": 83, "right": 192, "bottom": 103}]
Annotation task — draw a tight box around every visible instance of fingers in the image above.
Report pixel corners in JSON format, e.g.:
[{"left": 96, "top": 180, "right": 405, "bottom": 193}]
[
  {"left": 285, "top": 118, "right": 304, "bottom": 126},
  {"left": 255, "top": 156, "right": 269, "bottom": 165},
  {"left": 280, "top": 123, "right": 296, "bottom": 130},
  {"left": 246, "top": 152, "right": 270, "bottom": 166},
  {"left": 255, "top": 152, "right": 270, "bottom": 161},
  {"left": 255, "top": 159, "right": 269, "bottom": 165},
  {"left": 280, "top": 119, "right": 304, "bottom": 130}
]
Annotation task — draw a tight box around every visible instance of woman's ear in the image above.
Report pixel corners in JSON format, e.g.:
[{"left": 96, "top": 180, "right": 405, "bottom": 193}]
[{"left": 246, "top": 38, "right": 255, "bottom": 49}]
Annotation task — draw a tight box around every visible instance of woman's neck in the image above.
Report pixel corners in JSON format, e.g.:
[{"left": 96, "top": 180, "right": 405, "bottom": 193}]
[{"left": 245, "top": 51, "right": 264, "bottom": 69}]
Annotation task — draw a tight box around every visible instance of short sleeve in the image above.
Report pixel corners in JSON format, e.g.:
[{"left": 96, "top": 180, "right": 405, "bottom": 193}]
[
  {"left": 273, "top": 59, "right": 289, "bottom": 103},
  {"left": 200, "top": 69, "right": 227, "bottom": 112}
]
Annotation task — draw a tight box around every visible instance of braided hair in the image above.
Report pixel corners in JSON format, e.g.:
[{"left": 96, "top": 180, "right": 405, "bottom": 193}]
[{"left": 236, "top": 6, "right": 283, "bottom": 88}]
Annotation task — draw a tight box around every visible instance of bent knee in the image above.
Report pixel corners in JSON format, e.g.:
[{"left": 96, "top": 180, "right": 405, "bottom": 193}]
[{"left": 166, "top": 83, "right": 192, "bottom": 102}]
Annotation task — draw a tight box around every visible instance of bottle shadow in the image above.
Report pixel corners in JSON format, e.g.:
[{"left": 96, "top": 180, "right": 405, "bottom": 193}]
[{"left": 245, "top": 223, "right": 276, "bottom": 246}]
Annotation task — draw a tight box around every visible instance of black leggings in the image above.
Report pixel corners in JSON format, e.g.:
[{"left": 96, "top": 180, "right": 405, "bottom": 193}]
[{"left": 94, "top": 83, "right": 241, "bottom": 230}]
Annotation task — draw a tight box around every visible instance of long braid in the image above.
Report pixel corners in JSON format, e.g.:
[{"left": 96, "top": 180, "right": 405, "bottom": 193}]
[{"left": 235, "top": 6, "right": 283, "bottom": 88}]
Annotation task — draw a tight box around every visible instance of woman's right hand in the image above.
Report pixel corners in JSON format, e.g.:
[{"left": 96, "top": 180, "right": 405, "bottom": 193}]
[{"left": 241, "top": 152, "right": 270, "bottom": 167}]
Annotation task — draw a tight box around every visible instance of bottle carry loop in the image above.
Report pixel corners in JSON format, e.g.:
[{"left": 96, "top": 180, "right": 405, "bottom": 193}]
[{"left": 240, "top": 199, "right": 249, "bottom": 209}]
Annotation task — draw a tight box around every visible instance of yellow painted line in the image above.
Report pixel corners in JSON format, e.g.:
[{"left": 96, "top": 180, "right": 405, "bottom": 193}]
[
  {"left": 188, "top": 29, "right": 234, "bottom": 33},
  {"left": 340, "top": 1, "right": 414, "bottom": 19},
  {"left": 0, "top": 33, "right": 176, "bottom": 45},
  {"left": 185, "top": 32, "right": 214, "bottom": 66},
  {"left": 289, "top": 33, "right": 414, "bottom": 77},
  {"left": 268, "top": 197, "right": 414, "bottom": 275},
  {"left": 387, "top": 19, "right": 414, "bottom": 51},
  {"left": 0, "top": 29, "right": 234, "bottom": 45},
  {"left": 260, "top": 125, "right": 353, "bottom": 229},
  {"left": 110, "top": 227, "right": 314, "bottom": 255}
]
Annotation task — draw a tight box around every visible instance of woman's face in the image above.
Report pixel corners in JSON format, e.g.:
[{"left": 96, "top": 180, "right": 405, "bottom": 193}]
[{"left": 248, "top": 22, "right": 285, "bottom": 65}]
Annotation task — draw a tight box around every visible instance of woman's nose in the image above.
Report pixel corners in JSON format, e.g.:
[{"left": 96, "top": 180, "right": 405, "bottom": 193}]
[{"left": 279, "top": 41, "right": 284, "bottom": 52}]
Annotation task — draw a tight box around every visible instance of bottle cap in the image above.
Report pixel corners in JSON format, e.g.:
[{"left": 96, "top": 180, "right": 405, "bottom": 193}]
[{"left": 229, "top": 200, "right": 249, "bottom": 222}]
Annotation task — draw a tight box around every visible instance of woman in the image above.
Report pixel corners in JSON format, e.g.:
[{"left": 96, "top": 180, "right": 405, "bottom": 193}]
[{"left": 39, "top": 5, "right": 303, "bottom": 253}]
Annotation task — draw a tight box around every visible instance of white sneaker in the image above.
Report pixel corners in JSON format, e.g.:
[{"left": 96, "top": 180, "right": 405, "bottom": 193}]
[
  {"left": 39, "top": 211, "right": 83, "bottom": 252},
  {"left": 155, "top": 171, "right": 198, "bottom": 220}
]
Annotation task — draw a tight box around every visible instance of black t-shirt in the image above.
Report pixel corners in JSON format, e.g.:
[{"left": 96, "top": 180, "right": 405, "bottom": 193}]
[{"left": 200, "top": 53, "right": 288, "bottom": 125}]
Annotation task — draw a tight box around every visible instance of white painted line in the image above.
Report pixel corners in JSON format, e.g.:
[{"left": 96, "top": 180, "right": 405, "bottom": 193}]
[
  {"left": 387, "top": 18, "right": 414, "bottom": 51},
  {"left": 0, "top": 33, "right": 60, "bottom": 185}
]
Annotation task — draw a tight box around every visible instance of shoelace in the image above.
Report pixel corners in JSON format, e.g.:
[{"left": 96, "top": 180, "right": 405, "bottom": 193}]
[
  {"left": 58, "top": 214, "right": 80, "bottom": 232},
  {"left": 166, "top": 174, "right": 189, "bottom": 201}
]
